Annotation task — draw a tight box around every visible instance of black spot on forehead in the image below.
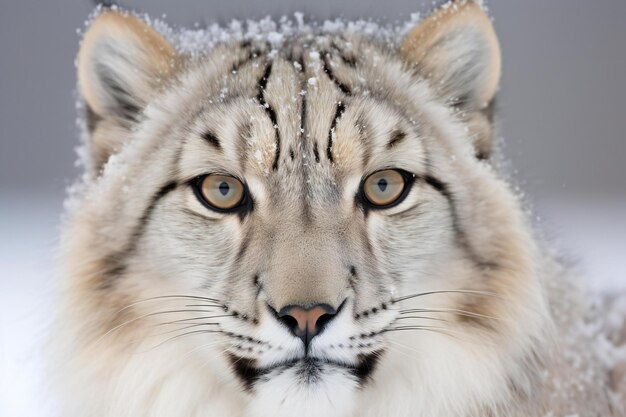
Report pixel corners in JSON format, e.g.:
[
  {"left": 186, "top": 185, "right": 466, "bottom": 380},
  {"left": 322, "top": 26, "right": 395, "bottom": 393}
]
[
  {"left": 387, "top": 130, "right": 407, "bottom": 149},
  {"left": 202, "top": 131, "right": 221, "bottom": 150}
]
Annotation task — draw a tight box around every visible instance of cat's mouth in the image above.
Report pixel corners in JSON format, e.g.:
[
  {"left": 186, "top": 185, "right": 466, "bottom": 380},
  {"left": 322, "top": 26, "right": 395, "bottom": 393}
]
[{"left": 228, "top": 351, "right": 383, "bottom": 388}]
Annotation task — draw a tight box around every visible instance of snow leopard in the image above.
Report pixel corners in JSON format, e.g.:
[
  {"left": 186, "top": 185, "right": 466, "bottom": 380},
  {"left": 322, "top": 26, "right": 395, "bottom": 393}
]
[{"left": 52, "top": 1, "right": 626, "bottom": 416}]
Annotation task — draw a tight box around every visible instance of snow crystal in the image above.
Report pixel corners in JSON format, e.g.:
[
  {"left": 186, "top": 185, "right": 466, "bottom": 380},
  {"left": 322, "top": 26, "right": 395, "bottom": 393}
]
[
  {"left": 266, "top": 31, "right": 284, "bottom": 45},
  {"left": 294, "top": 11, "right": 305, "bottom": 28},
  {"left": 307, "top": 77, "right": 317, "bottom": 86},
  {"left": 321, "top": 19, "right": 345, "bottom": 32}
]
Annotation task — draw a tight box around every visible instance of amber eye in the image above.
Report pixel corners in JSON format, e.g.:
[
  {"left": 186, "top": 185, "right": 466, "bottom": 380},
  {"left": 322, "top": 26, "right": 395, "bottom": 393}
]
[
  {"left": 362, "top": 169, "right": 410, "bottom": 208},
  {"left": 196, "top": 174, "right": 245, "bottom": 211}
]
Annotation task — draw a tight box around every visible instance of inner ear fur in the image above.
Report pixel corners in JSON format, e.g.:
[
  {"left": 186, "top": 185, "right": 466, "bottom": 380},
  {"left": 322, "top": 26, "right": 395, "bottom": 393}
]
[{"left": 401, "top": 1, "right": 501, "bottom": 158}]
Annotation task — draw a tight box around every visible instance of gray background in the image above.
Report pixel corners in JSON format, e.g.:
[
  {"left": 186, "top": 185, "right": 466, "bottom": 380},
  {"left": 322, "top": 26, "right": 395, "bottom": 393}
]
[
  {"left": 0, "top": 2, "right": 625, "bottom": 415},
  {"left": 1, "top": 0, "right": 626, "bottom": 198}
]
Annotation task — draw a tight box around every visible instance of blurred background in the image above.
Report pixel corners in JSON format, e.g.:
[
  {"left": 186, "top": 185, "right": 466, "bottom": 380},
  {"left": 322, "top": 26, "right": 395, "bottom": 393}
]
[{"left": 1, "top": 0, "right": 625, "bottom": 415}]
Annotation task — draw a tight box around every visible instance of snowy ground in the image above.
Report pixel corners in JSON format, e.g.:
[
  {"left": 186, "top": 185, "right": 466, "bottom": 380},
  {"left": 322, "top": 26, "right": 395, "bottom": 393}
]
[{"left": 1, "top": 191, "right": 624, "bottom": 417}]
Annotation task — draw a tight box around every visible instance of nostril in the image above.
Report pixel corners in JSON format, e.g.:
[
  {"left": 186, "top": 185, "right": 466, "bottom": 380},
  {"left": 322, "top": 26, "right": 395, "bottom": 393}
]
[
  {"left": 315, "top": 313, "right": 336, "bottom": 333},
  {"left": 278, "top": 314, "right": 299, "bottom": 332}
]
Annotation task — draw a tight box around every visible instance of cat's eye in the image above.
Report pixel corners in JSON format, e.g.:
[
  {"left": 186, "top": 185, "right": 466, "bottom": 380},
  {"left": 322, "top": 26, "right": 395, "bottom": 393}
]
[
  {"left": 362, "top": 169, "right": 412, "bottom": 208},
  {"left": 195, "top": 174, "right": 246, "bottom": 212}
]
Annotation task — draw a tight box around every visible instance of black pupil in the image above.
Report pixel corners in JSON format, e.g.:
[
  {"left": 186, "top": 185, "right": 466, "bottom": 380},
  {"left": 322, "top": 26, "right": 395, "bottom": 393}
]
[
  {"left": 377, "top": 178, "right": 388, "bottom": 192},
  {"left": 218, "top": 182, "right": 230, "bottom": 196}
]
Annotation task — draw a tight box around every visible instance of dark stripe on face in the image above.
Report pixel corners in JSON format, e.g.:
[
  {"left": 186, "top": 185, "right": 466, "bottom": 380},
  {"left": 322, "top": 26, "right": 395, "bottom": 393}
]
[
  {"left": 128, "top": 181, "right": 178, "bottom": 253},
  {"left": 202, "top": 131, "right": 221, "bottom": 150},
  {"left": 297, "top": 54, "right": 307, "bottom": 139},
  {"left": 360, "top": 226, "right": 374, "bottom": 256},
  {"left": 356, "top": 114, "right": 373, "bottom": 168},
  {"left": 235, "top": 231, "right": 251, "bottom": 263},
  {"left": 300, "top": 93, "right": 308, "bottom": 141},
  {"left": 423, "top": 175, "right": 448, "bottom": 196},
  {"left": 313, "top": 143, "right": 320, "bottom": 163},
  {"left": 331, "top": 41, "right": 357, "bottom": 68},
  {"left": 322, "top": 52, "right": 352, "bottom": 95},
  {"left": 422, "top": 175, "right": 466, "bottom": 245},
  {"left": 348, "top": 265, "right": 358, "bottom": 293},
  {"left": 423, "top": 175, "right": 496, "bottom": 269},
  {"left": 256, "top": 62, "right": 281, "bottom": 171},
  {"left": 99, "top": 181, "right": 178, "bottom": 289},
  {"left": 231, "top": 40, "right": 265, "bottom": 73},
  {"left": 386, "top": 130, "right": 407, "bottom": 149},
  {"left": 327, "top": 101, "right": 346, "bottom": 162}
]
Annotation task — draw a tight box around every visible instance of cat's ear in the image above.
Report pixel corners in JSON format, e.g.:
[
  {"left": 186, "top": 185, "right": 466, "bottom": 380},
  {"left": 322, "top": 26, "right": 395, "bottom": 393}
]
[
  {"left": 79, "top": 10, "right": 177, "bottom": 122},
  {"left": 400, "top": 1, "right": 501, "bottom": 158},
  {"left": 78, "top": 10, "right": 177, "bottom": 169}
]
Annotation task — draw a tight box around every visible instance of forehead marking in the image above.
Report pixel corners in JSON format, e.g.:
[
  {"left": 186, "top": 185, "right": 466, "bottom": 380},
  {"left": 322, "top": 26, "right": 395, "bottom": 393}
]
[
  {"left": 297, "top": 52, "right": 307, "bottom": 142},
  {"left": 386, "top": 130, "right": 407, "bottom": 149},
  {"left": 263, "top": 56, "right": 305, "bottom": 171},
  {"left": 318, "top": 49, "right": 353, "bottom": 164},
  {"left": 327, "top": 101, "right": 346, "bottom": 163},
  {"left": 331, "top": 40, "right": 357, "bottom": 68},
  {"left": 202, "top": 130, "right": 221, "bottom": 150},
  {"left": 256, "top": 62, "right": 280, "bottom": 171},
  {"left": 322, "top": 51, "right": 352, "bottom": 96}
]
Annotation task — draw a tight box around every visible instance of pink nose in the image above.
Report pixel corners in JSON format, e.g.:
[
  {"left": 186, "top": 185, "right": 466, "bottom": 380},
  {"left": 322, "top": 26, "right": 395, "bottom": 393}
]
[{"left": 277, "top": 304, "right": 338, "bottom": 346}]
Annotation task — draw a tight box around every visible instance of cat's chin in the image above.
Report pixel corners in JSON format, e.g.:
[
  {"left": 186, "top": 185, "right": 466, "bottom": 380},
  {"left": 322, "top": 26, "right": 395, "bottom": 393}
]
[
  {"left": 230, "top": 350, "right": 382, "bottom": 384},
  {"left": 244, "top": 359, "right": 359, "bottom": 417}
]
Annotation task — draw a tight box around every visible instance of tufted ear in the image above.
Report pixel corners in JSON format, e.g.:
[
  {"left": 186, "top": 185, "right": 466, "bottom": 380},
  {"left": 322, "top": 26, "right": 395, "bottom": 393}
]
[
  {"left": 78, "top": 10, "right": 178, "bottom": 170},
  {"left": 400, "top": 1, "right": 501, "bottom": 159}
]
